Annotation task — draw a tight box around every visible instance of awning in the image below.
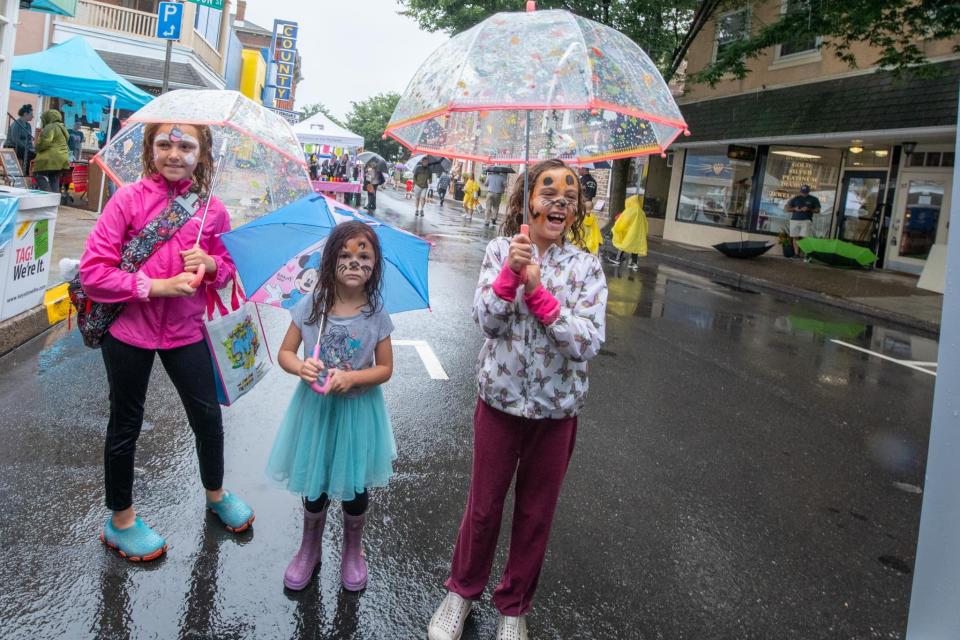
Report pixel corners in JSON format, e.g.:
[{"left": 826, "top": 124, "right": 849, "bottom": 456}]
[
  {"left": 20, "top": 0, "right": 77, "bottom": 16},
  {"left": 293, "top": 112, "right": 363, "bottom": 148},
  {"left": 11, "top": 37, "right": 153, "bottom": 111},
  {"left": 678, "top": 60, "right": 960, "bottom": 146}
]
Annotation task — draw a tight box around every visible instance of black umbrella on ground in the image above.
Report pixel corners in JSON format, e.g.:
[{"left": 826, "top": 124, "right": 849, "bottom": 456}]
[{"left": 713, "top": 240, "right": 774, "bottom": 259}]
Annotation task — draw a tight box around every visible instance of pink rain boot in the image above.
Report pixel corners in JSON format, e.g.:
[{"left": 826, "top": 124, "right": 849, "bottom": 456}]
[
  {"left": 283, "top": 505, "right": 327, "bottom": 591},
  {"left": 341, "top": 512, "right": 368, "bottom": 591}
]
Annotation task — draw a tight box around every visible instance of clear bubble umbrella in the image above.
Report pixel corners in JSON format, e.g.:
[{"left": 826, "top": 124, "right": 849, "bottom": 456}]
[
  {"left": 94, "top": 90, "right": 313, "bottom": 226},
  {"left": 384, "top": 3, "right": 689, "bottom": 168}
]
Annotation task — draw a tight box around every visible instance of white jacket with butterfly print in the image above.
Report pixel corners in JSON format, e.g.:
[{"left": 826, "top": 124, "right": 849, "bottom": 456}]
[{"left": 473, "top": 237, "right": 608, "bottom": 419}]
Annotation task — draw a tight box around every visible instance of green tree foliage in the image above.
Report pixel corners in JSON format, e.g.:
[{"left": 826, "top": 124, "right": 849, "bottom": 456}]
[
  {"left": 399, "top": 0, "right": 699, "bottom": 70},
  {"left": 691, "top": 0, "right": 960, "bottom": 86},
  {"left": 344, "top": 93, "right": 403, "bottom": 160},
  {"left": 299, "top": 102, "right": 343, "bottom": 127}
]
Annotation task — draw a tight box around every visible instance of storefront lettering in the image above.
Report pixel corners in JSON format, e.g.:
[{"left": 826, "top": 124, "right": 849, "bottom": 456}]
[{"left": 778, "top": 160, "right": 820, "bottom": 192}]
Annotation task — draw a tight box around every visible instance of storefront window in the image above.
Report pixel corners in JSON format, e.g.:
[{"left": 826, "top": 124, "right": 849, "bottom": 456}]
[
  {"left": 194, "top": 5, "right": 221, "bottom": 49},
  {"left": 676, "top": 146, "right": 755, "bottom": 229},
  {"left": 757, "top": 146, "right": 841, "bottom": 236}
]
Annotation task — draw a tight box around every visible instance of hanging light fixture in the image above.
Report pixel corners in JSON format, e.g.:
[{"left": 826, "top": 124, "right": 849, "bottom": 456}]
[
  {"left": 873, "top": 149, "right": 889, "bottom": 158},
  {"left": 848, "top": 140, "right": 864, "bottom": 154}
]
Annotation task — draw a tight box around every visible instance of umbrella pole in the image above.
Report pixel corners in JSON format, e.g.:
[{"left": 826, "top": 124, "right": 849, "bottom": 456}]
[
  {"left": 523, "top": 109, "right": 531, "bottom": 224},
  {"left": 194, "top": 140, "right": 230, "bottom": 245},
  {"left": 97, "top": 95, "right": 117, "bottom": 214}
]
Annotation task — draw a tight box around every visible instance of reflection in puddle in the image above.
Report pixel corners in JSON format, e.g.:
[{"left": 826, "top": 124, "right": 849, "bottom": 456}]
[{"left": 605, "top": 262, "right": 938, "bottom": 366}]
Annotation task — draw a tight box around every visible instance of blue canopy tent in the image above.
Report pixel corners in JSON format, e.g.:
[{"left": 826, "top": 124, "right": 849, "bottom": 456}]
[
  {"left": 11, "top": 37, "right": 152, "bottom": 111},
  {"left": 11, "top": 37, "right": 153, "bottom": 209}
]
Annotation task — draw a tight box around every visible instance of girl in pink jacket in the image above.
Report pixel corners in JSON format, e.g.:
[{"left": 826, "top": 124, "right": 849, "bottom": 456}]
[{"left": 80, "top": 122, "right": 254, "bottom": 562}]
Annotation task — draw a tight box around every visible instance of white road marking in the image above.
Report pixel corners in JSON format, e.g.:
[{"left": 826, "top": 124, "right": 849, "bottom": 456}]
[
  {"left": 830, "top": 339, "right": 937, "bottom": 377},
  {"left": 393, "top": 340, "right": 449, "bottom": 380}
]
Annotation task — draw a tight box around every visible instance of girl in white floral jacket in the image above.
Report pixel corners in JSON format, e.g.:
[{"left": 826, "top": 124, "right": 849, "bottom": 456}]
[{"left": 428, "top": 159, "right": 608, "bottom": 640}]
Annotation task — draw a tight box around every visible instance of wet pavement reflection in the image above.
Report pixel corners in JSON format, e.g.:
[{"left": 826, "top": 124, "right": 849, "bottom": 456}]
[{"left": 0, "top": 189, "right": 935, "bottom": 639}]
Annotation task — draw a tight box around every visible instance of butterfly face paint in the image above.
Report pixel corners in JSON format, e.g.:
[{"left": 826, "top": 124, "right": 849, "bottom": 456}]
[
  {"left": 335, "top": 236, "right": 376, "bottom": 288},
  {"left": 152, "top": 124, "right": 202, "bottom": 181}
]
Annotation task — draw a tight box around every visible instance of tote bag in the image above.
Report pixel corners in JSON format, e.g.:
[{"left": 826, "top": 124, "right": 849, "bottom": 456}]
[{"left": 202, "top": 279, "right": 272, "bottom": 406}]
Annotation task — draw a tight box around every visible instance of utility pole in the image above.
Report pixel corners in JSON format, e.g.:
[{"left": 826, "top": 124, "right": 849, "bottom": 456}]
[{"left": 161, "top": 39, "right": 173, "bottom": 94}]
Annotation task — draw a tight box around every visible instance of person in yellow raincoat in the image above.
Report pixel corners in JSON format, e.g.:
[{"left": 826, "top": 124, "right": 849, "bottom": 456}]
[
  {"left": 462, "top": 175, "right": 480, "bottom": 219},
  {"left": 571, "top": 211, "right": 603, "bottom": 254},
  {"left": 608, "top": 195, "right": 648, "bottom": 270}
]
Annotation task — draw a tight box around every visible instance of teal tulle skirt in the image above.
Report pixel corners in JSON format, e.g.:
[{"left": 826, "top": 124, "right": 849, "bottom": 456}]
[{"left": 265, "top": 383, "right": 396, "bottom": 501}]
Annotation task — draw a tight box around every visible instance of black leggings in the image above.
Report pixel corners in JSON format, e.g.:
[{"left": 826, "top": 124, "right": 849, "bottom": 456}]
[
  {"left": 304, "top": 491, "right": 368, "bottom": 516},
  {"left": 101, "top": 334, "right": 224, "bottom": 511}
]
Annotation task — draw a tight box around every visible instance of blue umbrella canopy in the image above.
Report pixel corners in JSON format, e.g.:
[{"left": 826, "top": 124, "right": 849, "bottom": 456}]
[{"left": 221, "top": 194, "right": 431, "bottom": 314}]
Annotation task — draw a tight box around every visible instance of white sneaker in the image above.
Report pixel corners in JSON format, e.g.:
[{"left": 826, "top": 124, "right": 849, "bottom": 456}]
[
  {"left": 496, "top": 614, "right": 528, "bottom": 640},
  {"left": 428, "top": 591, "right": 473, "bottom": 640}
]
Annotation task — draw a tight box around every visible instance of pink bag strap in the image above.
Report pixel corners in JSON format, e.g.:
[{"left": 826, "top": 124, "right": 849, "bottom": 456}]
[{"left": 205, "top": 286, "right": 229, "bottom": 320}]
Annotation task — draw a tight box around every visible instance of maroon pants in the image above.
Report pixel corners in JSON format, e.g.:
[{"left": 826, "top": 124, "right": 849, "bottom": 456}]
[{"left": 446, "top": 399, "right": 578, "bottom": 616}]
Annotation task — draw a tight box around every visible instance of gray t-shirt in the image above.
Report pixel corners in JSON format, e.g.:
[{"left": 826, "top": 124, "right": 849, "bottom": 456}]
[{"left": 290, "top": 296, "right": 394, "bottom": 397}]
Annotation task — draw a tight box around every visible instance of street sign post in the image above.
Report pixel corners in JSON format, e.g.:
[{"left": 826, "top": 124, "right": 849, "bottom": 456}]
[{"left": 156, "top": 1, "right": 183, "bottom": 94}]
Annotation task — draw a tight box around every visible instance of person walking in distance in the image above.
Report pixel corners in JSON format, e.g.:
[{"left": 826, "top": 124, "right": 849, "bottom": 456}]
[
  {"left": 266, "top": 221, "right": 396, "bottom": 592},
  {"left": 413, "top": 158, "right": 432, "bottom": 216},
  {"left": 484, "top": 170, "right": 508, "bottom": 228},
  {"left": 578, "top": 166, "right": 598, "bottom": 213},
  {"left": 437, "top": 172, "right": 451, "bottom": 206},
  {"left": 785, "top": 184, "right": 821, "bottom": 258},
  {"left": 427, "top": 159, "right": 608, "bottom": 640}
]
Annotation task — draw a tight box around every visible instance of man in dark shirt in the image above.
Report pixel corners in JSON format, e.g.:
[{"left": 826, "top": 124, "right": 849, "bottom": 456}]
[
  {"left": 4, "top": 105, "right": 35, "bottom": 174},
  {"left": 785, "top": 184, "right": 821, "bottom": 257},
  {"left": 579, "top": 167, "right": 598, "bottom": 211}
]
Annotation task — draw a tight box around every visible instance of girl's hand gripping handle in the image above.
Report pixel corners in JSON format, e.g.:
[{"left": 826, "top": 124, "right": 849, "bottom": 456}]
[{"left": 309, "top": 344, "right": 334, "bottom": 395}]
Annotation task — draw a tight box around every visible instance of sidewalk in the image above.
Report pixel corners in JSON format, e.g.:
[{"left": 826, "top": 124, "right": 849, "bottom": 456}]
[{"left": 644, "top": 236, "right": 942, "bottom": 336}]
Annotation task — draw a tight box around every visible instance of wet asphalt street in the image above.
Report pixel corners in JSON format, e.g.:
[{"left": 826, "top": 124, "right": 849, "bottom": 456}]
[{"left": 0, "top": 188, "right": 938, "bottom": 640}]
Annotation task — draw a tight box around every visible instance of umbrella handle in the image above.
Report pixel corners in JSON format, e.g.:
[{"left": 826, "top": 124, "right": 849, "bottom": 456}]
[
  {"left": 519, "top": 224, "right": 531, "bottom": 282},
  {"left": 309, "top": 343, "right": 333, "bottom": 394},
  {"left": 189, "top": 263, "right": 206, "bottom": 289}
]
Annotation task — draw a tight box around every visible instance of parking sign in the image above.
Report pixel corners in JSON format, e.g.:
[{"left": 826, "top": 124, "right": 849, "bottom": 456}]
[{"left": 157, "top": 2, "right": 183, "bottom": 40}]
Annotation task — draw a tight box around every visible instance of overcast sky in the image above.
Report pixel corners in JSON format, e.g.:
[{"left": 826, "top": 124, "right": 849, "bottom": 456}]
[{"left": 243, "top": 0, "right": 449, "bottom": 120}]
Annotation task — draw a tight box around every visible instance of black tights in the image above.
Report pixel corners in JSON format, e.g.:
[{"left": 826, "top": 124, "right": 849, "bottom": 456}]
[{"left": 304, "top": 490, "right": 369, "bottom": 516}]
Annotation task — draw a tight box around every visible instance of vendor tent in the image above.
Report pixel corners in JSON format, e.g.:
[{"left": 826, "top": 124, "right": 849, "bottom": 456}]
[
  {"left": 11, "top": 37, "right": 153, "bottom": 111},
  {"left": 293, "top": 112, "right": 363, "bottom": 149}
]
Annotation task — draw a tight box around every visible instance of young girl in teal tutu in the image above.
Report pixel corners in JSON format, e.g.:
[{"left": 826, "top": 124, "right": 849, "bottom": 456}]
[{"left": 266, "top": 220, "right": 396, "bottom": 592}]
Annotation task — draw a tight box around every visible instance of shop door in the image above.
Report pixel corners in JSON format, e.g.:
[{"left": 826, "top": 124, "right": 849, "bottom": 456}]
[
  {"left": 885, "top": 170, "right": 952, "bottom": 274},
  {"left": 836, "top": 171, "right": 886, "bottom": 250}
]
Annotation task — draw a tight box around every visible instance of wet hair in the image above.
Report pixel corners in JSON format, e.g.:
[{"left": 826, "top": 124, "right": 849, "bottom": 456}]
[
  {"left": 501, "top": 158, "right": 586, "bottom": 247},
  {"left": 306, "top": 221, "right": 384, "bottom": 326},
  {"left": 18, "top": 105, "right": 32, "bottom": 117},
  {"left": 141, "top": 122, "right": 215, "bottom": 197}
]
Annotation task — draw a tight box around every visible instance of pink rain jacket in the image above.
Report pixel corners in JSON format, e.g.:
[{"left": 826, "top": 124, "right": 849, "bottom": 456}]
[{"left": 79, "top": 174, "right": 235, "bottom": 350}]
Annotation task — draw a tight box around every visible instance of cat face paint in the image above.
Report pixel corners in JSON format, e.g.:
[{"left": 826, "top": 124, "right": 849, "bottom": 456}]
[
  {"left": 527, "top": 167, "right": 578, "bottom": 245},
  {"left": 335, "top": 236, "right": 376, "bottom": 288}
]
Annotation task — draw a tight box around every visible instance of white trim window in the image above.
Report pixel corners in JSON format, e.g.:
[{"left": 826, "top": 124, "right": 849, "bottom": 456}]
[
  {"left": 713, "top": 7, "right": 751, "bottom": 63},
  {"left": 775, "top": 0, "right": 821, "bottom": 60}
]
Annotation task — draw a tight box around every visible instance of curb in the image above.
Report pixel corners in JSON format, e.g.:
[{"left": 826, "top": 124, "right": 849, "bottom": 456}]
[
  {"left": 647, "top": 248, "right": 941, "bottom": 338},
  {"left": 0, "top": 305, "right": 53, "bottom": 357}
]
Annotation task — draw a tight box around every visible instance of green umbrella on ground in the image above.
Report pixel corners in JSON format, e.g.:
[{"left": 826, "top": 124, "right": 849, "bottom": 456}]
[
  {"left": 787, "top": 315, "right": 867, "bottom": 340},
  {"left": 797, "top": 238, "right": 878, "bottom": 268}
]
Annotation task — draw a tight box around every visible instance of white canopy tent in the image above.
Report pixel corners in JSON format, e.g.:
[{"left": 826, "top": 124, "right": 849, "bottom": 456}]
[{"left": 293, "top": 112, "right": 363, "bottom": 149}]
